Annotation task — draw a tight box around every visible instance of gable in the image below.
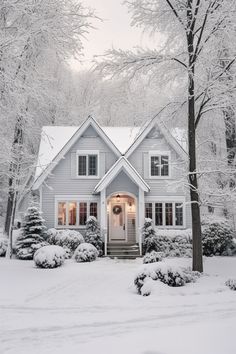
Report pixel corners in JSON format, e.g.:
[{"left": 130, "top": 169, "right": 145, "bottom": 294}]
[
  {"left": 106, "top": 170, "right": 139, "bottom": 197},
  {"left": 33, "top": 117, "right": 121, "bottom": 190}
]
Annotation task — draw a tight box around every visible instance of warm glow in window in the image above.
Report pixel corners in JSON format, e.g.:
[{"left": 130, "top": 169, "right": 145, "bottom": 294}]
[
  {"left": 58, "top": 202, "right": 66, "bottom": 226},
  {"left": 69, "top": 202, "right": 77, "bottom": 226}
]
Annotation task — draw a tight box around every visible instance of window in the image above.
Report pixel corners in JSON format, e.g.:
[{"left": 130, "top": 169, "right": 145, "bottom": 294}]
[
  {"left": 165, "top": 203, "right": 173, "bottom": 226},
  {"left": 77, "top": 152, "right": 98, "bottom": 177},
  {"left": 79, "top": 202, "right": 87, "bottom": 225},
  {"left": 69, "top": 202, "right": 77, "bottom": 226},
  {"left": 58, "top": 202, "right": 66, "bottom": 226},
  {"left": 90, "top": 202, "right": 98, "bottom": 218},
  {"left": 150, "top": 153, "right": 169, "bottom": 177},
  {"left": 175, "top": 203, "right": 183, "bottom": 225},
  {"left": 155, "top": 203, "right": 163, "bottom": 226},
  {"left": 56, "top": 200, "right": 98, "bottom": 227},
  {"left": 145, "top": 203, "right": 153, "bottom": 219},
  {"left": 145, "top": 201, "right": 184, "bottom": 227}
]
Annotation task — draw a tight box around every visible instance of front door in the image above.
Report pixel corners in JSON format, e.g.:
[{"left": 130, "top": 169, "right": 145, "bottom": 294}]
[{"left": 110, "top": 202, "right": 126, "bottom": 241}]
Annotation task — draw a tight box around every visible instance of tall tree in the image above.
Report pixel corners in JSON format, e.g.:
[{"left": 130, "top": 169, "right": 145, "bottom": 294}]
[
  {"left": 96, "top": 0, "right": 236, "bottom": 272},
  {"left": 1, "top": 0, "right": 96, "bottom": 255}
]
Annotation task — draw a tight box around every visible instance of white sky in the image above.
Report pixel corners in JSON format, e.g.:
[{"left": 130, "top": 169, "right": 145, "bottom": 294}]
[{"left": 71, "top": 0, "right": 155, "bottom": 70}]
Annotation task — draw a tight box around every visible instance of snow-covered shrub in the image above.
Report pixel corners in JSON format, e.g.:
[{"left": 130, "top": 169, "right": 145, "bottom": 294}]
[
  {"left": 202, "top": 222, "right": 235, "bottom": 256},
  {"left": 225, "top": 279, "right": 236, "bottom": 291},
  {"left": 134, "top": 263, "right": 200, "bottom": 295},
  {"left": 0, "top": 236, "right": 8, "bottom": 257},
  {"left": 46, "top": 229, "right": 84, "bottom": 255},
  {"left": 34, "top": 245, "right": 65, "bottom": 269},
  {"left": 85, "top": 216, "right": 103, "bottom": 256},
  {"left": 142, "top": 218, "right": 159, "bottom": 253},
  {"left": 157, "top": 234, "right": 192, "bottom": 258},
  {"left": 74, "top": 242, "right": 98, "bottom": 263},
  {"left": 15, "top": 204, "right": 47, "bottom": 260},
  {"left": 143, "top": 251, "right": 164, "bottom": 264}
]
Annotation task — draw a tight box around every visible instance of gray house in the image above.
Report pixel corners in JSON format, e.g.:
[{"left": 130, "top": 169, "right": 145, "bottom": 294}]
[{"left": 28, "top": 116, "right": 190, "bottom": 256}]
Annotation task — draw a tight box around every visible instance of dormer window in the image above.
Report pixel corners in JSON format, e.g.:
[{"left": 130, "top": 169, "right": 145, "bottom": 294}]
[
  {"left": 77, "top": 150, "right": 99, "bottom": 177},
  {"left": 150, "top": 152, "right": 170, "bottom": 177}
]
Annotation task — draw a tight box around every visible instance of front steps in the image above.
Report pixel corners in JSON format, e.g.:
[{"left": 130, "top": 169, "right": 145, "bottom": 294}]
[{"left": 107, "top": 243, "right": 140, "bottom": 259}]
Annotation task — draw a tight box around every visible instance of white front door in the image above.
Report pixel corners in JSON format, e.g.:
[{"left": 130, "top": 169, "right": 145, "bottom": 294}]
[{"left": 110, "top": 202, "right": 126, "bottom": 241}]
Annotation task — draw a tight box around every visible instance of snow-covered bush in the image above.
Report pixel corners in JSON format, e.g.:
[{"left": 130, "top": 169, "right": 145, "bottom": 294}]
[
  {"left": 143, "top": 251, "right": 164, "bottom": 264},
  {"left": 0, "top": 236, "right": 8, "bottom": 257},
  {"left": 142, "top": 218, "right": 159, "bottom": 253},
  {"left": 74, "top": 242, "right": 98, "bottom": 263},
  {"left": 34, "top": 245, "right": 65, "bottom": 269},
  {"left": 142, "top": 228, "right": 192, "bottom": 258},
  {"left": 15, "top": 204, "right": 47, "bottom": 260},
  {"left": 225, "top": 279, "right": 236, "bottom": 291},
  {"left": 46, "top": 229, "right": 84, "bottom": 256},
  {"left": 85, "top": 216, "right": 103, "bottom": 256},
  {"left": 202, "top": 222, "right": 235, "bottom": 256},
  {"left": 134, "top": 263, "right": 200, "bottom": 295}
]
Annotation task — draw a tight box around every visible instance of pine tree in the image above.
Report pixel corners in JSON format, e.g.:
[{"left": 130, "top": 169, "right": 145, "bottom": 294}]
[
  {"left": 15, "top": 204, "right": 47, "bottom": 260},
  {"left": 84, "top": 216, "right": 103, "bottom": 256},
  {"left": 142, "top": 218, "right": 159, "bottom": 254}
]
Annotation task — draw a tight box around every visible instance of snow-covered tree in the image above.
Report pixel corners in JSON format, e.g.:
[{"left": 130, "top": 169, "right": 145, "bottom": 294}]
[
  {"left": 96, "top": 0, "right": 236, "bottom": 272},
  {"left": 15, "top": 203, "right": 47, "bottom": 260},
  {"left": 142, "top": 218, "right": 159, "bottom": 254},
  {"left": 84, "top": 216, "right": 103, "bottom": 256},
  {"left": 1, "top": 0, "right": 96, "bottom": 252}
]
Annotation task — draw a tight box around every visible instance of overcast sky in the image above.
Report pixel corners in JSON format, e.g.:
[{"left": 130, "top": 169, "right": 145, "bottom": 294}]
[{"left": 71, "top": 0, "right": 155, "bottom": 70}]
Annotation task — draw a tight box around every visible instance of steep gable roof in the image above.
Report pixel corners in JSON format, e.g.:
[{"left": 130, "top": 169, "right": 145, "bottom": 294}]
[
  {"left": 125, "top": 117, "right": 187, "bottom": 159},
  {"left": 94, "top": 156, "right": 150, "bottom": 193},
  {"left": 32, "top": 116, "right": 123, "bottom": 190}
]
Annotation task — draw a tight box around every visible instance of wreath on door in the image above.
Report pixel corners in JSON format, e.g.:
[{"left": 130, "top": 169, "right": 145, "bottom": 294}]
[{"left": 113, "top": 205, "right": 122, "bottom": 215}]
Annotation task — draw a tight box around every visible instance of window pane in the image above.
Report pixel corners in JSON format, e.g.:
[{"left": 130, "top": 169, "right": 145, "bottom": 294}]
[
  {"left": 79, "top": 202, "right": 87, "bottom": 225},
  {"left": 58, "top": 202, "right": 66, "bottom": 225},
  {"left": 175, "top": 203, "right": 183, "bottom": 226},
  {"left": 69, "top": 202, "right": 77, "bottom": 226},
  {"left": 161, "top": 155, "right": 169, "bottom": 176},
  {"left": 90, "top": 202, "right": 97, "bottom": 218},
  {"left": 88, "top": 155, "right": 97, "bottom": 176},
  {"left": 155, "top": 203, "right": 163, "bottom": 226},
  {"left": 151, "top": 156, "right": 160, "bottom": 176},
  {"left": 145, "top": 203, "right": 153, "bottom": 219},
  {"left": 165, "top": 203, "right": 173, "bottom": 226},
  {"left": 78, "top": 155, "right": 87, "bottom": 176}
]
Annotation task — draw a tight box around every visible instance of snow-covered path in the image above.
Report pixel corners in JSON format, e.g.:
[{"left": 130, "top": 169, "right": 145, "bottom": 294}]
[{"left": 0, "top": 257, "right": 236, "bottom": 354}]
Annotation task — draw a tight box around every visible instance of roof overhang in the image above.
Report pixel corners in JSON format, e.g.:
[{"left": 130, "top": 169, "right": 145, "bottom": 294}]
[{"left": 94, "top": 157, "right": 150, "bottom": 193}]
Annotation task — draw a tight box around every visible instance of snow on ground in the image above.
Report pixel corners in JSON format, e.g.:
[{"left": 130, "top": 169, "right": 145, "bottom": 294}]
[{"left": 0, "top": 256, "right": 236, "bottom": 354}]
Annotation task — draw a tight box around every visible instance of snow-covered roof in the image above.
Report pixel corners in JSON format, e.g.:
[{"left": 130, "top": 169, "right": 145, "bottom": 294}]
[{"left": 35, "top": 125, "right": 140, "bottom": 181}]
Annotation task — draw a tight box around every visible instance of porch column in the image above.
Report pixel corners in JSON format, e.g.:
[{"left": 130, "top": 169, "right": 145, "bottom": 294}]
[
  {"left": 138, "top": 187, "right": 144, "bottom": 256},
  {"left": 100, "top": 188, "right": 107, "bottom": 256}
]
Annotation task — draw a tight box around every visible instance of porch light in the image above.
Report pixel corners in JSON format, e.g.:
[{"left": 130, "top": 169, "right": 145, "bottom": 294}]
[{"left": 116, "top": 194, "right": 120, "bottom": 203}]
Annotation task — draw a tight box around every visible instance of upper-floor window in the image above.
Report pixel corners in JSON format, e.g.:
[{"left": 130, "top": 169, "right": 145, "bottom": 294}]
[
  {"left": 150, "top": 152, "right": 170, "bottom": 177},
  {"left": 77, "top": 151, "right": 99, "bottom": 177}
]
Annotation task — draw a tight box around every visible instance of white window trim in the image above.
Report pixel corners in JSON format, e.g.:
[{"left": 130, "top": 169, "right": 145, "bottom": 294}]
[
  {"left": 55, "top": 196, "right": 99, "bottom": 229},
  {"left": 149, "top": 151, "right": 171, "bottom": 179},
  {"left": 144, "top": 197, "right": 186, "bottom": 229},
  {"left": 76, "top": 150, "right": 100, "bottom": 179}
]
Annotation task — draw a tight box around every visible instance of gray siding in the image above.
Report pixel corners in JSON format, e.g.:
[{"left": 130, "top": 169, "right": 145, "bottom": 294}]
[
  {"left": 106, "top": 170, "right": 139, "bottom": 198},
  {"left": 127, "top": 211, "right": 136, "bottom": 243},
  {"left": 42, "top": 124, "right": 117, "bottom": 228}
]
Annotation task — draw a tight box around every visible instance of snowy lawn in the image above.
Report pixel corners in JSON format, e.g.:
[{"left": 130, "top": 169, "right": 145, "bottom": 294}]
[{"left": 0, "top": 257, "right": 236, "bottom": 354}]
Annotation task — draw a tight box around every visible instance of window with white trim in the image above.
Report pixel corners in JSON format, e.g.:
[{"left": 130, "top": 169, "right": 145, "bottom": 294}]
[
  {"left": 145, "top": 201, "right": 184, "bottom": 227},
  {"left": 57, "top": 201, "right": 98, "bottom": 227},
  {"left": 77, "top": 152, "right": 98, "bottom": 177},
  {"left": 150, "top": 154, "right": 169, "bottom": 177}
]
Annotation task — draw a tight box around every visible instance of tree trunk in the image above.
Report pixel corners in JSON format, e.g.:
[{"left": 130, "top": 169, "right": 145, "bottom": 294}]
[
  {"left": 4, "top": 117, "right": 23, "bottom": 243},
  {"left": 187, "top": 15, "right": 203, "bottom": 272}
]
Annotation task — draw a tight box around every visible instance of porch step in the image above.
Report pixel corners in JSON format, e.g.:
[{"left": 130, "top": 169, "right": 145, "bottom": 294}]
[{"left": 107, "top": 243, "right": 140, "bottom": 259}]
